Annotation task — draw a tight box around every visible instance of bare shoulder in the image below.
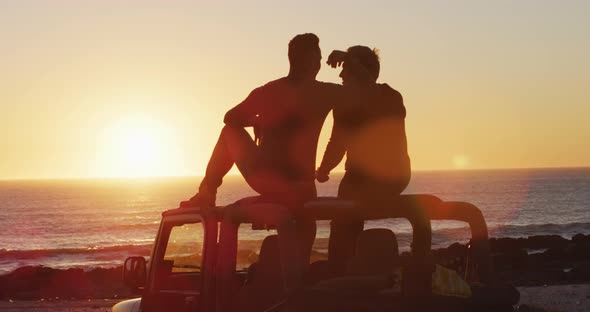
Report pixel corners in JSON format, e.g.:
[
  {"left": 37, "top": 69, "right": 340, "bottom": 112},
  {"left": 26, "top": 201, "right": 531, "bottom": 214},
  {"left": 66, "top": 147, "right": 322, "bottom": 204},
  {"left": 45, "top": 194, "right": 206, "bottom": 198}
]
[
  {"left": 258, "top": 77, "right": 289, "bottom": 90},
  {"left": 315, "top": 81, "right": 342, "bottom": 92},
  {"left": 248, "top": 77, "right": 290, "bottom": 98}
]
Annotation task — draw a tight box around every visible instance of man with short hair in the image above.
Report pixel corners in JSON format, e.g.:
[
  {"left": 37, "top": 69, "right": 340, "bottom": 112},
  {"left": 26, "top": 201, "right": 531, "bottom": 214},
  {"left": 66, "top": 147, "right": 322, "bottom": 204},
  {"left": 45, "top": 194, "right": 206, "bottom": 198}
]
[
  {"left": 181, "top": 34, "right": 341, "bottom": 266},
  {"left": 183, "top": 33, "right": 339, "bottom": 208}
]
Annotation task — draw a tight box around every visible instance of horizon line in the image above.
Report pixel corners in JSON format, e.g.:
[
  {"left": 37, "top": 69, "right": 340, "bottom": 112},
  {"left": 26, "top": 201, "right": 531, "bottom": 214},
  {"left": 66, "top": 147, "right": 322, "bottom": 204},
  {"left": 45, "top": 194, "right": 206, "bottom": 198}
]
[{"left": 1, "top": 165, "right": 589, "bottom": 182}]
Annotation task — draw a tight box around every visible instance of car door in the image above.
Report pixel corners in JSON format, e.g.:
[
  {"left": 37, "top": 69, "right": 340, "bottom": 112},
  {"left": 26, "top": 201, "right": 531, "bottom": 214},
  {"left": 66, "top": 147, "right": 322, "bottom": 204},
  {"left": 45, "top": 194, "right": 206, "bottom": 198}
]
[{"left": 142, "top": 213, "right": 217, "bottom": 312}]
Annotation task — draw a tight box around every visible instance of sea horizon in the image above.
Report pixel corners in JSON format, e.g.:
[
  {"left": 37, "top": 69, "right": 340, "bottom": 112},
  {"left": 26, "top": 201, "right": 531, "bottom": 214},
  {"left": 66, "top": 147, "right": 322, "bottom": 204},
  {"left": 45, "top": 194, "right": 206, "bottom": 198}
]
[{"left": 2, "top": 165, "right": 589, "bottom": 182}]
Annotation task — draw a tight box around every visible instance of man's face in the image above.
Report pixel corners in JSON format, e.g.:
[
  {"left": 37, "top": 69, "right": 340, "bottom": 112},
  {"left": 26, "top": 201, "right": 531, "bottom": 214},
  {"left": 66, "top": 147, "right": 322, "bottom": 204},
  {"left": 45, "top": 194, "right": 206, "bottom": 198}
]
[
  {"left": 310, "top": 47, "right": 322, "bottom": 77},
  {"left": 339, "top": 62, "right": 352, "bottom": 86}
]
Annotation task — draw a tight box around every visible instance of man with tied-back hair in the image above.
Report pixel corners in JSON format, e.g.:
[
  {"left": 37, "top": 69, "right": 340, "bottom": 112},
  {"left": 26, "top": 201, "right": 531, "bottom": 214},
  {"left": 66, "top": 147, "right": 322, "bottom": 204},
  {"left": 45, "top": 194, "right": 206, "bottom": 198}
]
[
  {"left": 316, "top": 46, "right": 425, "bottom": 273},
  {"left": 181, "top": 33, "right": 342, "bottom": 266},
  {"left": 318, "top": 47, "right": 493, "bottom": 284}
]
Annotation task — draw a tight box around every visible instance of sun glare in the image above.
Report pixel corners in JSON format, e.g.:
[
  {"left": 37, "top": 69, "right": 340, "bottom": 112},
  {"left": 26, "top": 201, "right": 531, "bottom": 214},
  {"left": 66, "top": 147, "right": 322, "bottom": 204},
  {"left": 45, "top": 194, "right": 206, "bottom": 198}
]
[
  {"left": 452, "top": 155, "right": 470, "bottom": 170},
  {"left": 97, "top": 117, "right": 173, "bottom": 177}
]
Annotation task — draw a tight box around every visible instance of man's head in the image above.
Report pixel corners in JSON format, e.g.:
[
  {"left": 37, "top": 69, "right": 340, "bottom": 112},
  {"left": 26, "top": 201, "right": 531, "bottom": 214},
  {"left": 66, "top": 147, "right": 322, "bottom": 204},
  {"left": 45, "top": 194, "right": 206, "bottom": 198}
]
[
  {"left": 340, "top": 46, "right": 380, "bottom": 86},
  {"left": 288, "top": 33, "right": 321, "bottom": 80}
]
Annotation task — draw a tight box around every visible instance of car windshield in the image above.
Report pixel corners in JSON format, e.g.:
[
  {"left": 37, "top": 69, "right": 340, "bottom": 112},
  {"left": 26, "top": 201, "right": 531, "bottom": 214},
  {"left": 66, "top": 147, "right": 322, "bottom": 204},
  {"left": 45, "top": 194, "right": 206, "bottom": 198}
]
[{"left": 163, "top": 222, "right": 204, "bottom": 273}]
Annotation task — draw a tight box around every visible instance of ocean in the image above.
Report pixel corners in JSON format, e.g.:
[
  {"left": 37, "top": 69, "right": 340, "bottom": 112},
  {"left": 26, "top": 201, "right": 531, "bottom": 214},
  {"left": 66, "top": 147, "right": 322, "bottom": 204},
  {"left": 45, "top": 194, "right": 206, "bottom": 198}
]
[{"left": 1, "top": 168, "right": 589, "bottom": 274}]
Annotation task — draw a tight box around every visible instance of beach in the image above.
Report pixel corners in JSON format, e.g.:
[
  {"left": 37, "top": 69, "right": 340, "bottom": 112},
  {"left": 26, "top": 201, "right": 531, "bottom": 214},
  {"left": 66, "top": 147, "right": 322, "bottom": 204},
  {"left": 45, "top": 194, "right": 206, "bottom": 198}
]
[
  {"left": 2, "top": 0, "right": 589, "bottom": 310},
  {"left": 0, "top": 285, "right": 588, "bottom": 312}
]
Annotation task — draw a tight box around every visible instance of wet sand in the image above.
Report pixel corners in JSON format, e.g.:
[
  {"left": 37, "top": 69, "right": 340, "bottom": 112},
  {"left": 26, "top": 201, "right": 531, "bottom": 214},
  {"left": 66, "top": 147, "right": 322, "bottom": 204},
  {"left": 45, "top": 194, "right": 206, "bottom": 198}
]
[
  {"left": 518, "top": 284, "right": 590, "bottom": 312},
  {"left": 0, "top": 299, "right": 115, "bottom": 311},
  {"left": 0, "top": 284, "right": 588, "bottom": 311}
]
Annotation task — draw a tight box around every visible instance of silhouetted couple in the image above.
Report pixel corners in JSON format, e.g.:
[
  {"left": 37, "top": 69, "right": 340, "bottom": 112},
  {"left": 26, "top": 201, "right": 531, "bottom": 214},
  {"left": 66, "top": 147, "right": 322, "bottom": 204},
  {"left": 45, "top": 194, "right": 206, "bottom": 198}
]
[{"left": 180, "top": 33, "right": 416, "bottom": 274}]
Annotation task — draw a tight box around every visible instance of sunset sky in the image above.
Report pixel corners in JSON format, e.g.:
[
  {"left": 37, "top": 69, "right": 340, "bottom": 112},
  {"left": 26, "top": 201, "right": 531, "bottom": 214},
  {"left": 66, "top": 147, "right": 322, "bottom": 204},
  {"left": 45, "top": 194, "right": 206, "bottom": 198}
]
[{"left": 1, "top": 1, "right": 589, "bottom": 179}]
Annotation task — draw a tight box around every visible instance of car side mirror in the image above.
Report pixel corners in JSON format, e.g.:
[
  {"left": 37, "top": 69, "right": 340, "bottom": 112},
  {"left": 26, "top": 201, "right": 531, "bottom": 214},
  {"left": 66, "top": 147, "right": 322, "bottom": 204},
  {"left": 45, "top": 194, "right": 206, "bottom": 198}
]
[{"left": 123, "top": 256, "right": 147, "bottom": 291}]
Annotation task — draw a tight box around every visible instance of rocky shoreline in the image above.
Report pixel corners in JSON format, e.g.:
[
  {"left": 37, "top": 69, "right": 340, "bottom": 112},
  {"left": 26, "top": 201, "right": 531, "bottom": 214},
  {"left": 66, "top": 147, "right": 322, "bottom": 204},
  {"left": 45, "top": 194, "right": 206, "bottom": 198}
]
[
  {"left": 431, "top": 233, "right": 590, "bottom": 287},
  {"left": 1, "top": 234, "right": 589, "bottom": 300}
]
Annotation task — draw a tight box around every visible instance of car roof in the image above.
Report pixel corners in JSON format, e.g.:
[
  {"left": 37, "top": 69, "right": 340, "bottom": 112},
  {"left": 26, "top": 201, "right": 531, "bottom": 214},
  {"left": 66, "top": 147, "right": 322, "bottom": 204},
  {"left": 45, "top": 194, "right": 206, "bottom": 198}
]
[{"left": 160, "top": 194, "right": 443, "bottom": 223}]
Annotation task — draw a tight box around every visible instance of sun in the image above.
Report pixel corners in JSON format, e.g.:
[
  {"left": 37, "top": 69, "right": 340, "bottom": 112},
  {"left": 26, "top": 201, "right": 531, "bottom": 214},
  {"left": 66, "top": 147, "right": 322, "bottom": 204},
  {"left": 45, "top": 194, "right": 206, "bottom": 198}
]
[
  {"left": 97, "top": 116, "right": 172, "bottom": 177},
  {"left": 114, "top": 126, "right": 159, "bottom": 175},
  {"left": 452, "top": 154, "right": 470, "bottom": 170}
]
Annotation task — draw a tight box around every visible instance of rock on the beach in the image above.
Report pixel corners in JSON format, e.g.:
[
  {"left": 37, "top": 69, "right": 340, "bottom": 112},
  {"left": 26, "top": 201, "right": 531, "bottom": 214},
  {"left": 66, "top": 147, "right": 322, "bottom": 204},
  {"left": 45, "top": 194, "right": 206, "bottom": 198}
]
[
  {"left": 437, "top": 235, "right": 590, "bottom": 286},
  {"left": 0, "top": 266, "right": 132, "bottom": 300}
]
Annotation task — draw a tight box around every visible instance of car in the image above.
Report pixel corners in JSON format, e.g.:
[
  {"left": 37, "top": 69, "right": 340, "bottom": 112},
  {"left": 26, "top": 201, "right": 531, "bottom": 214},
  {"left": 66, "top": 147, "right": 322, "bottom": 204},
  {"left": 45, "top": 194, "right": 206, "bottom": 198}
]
[{"left": 113, "top": 194, "right": 518, "bottom": 312}]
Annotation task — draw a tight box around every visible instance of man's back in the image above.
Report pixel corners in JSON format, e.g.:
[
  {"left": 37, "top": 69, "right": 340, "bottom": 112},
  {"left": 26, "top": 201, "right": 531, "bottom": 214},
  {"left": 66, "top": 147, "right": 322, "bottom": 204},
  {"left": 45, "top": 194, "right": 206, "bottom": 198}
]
[
  {"left": 323, "top": 83, "right": 410, "bottom": 184},
  {"left": 225, "top": 77, "right": 340, "bottom": 192},
  {"left": 343, "top": 83, "right": 409, "bottom": 181}
]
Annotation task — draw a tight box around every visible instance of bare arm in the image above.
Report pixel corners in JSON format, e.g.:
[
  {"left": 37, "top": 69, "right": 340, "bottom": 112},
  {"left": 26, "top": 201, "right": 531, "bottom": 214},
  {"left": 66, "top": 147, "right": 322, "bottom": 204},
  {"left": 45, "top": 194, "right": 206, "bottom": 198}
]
[
  {"left": 317, "top": 110, "right": 347, "bottom": 182},
  {"left": 224, "top": 87, "right": 265, "bottom": 127}
]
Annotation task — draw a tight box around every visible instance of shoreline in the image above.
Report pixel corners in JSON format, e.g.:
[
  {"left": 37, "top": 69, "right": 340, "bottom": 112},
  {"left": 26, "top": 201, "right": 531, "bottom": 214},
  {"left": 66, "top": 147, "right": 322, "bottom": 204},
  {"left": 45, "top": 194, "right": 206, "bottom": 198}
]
[{"left": 1, "top": 234, "right": 588, "bottom": 301}]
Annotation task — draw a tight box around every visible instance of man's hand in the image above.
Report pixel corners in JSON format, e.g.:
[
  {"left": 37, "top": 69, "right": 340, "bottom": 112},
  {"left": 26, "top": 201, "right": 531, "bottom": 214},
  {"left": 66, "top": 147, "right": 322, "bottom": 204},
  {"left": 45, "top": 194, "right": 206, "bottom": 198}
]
[
  {"left": 179, "top": 192, "right": 215, "bottom": 208},
  {"left": 326, "top": 50, "right": 347, "bottom": 68},
  {"left": 315, "top": 169, "right": 330, "bottom": 183}
]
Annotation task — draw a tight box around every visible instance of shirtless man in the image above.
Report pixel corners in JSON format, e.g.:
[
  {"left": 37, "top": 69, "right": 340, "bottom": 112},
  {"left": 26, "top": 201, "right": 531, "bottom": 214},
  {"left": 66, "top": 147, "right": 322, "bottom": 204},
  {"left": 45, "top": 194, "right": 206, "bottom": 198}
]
[{"left": 181, "top": 33, "right": 341, "bottom": 267}]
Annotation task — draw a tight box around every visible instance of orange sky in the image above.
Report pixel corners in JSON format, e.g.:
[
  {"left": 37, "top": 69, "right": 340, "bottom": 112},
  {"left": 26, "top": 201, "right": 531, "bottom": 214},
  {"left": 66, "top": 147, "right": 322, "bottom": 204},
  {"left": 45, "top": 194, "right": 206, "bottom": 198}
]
[{"left": 1, "top": 1, "right": 589, "bottom": 179}]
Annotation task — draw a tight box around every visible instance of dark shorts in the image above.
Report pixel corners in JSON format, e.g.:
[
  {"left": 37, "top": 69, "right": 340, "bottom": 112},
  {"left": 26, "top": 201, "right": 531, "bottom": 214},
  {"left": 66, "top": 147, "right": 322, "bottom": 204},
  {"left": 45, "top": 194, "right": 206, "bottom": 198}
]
[{"left": 338, "top": 170, "right": 410, "bottom": 201}]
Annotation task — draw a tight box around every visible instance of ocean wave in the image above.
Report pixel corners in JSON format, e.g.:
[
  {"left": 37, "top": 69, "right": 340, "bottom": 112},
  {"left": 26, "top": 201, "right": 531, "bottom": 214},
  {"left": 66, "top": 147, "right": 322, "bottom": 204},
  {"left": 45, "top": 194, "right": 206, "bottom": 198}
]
[
  {"left": 365, "top": 221, "right": 590, "bottom": 249},
  {"left": 427, "top": 221, "right": 590, "bottom": 238},
  {"left": 368, "top": 220, "right": 590, "bottom": 236},
  {"left": 90, "top": 222, "right": 160, "bottom": 232},
  {"left": 0, "top": 244, "right": 153, "bottom": 261},
  {"left": 1, "top": 222, "right": 588, "bottom": 261},
  {"left": 488, "top": 221, "right": 590, "bottom": 237}
]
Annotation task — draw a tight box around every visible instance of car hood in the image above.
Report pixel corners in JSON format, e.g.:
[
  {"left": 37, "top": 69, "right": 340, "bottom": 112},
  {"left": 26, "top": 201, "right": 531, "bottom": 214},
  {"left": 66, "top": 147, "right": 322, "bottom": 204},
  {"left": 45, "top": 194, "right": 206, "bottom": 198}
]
[{"left": 112, "top": 297, "right": 141, "bottom": 312}]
